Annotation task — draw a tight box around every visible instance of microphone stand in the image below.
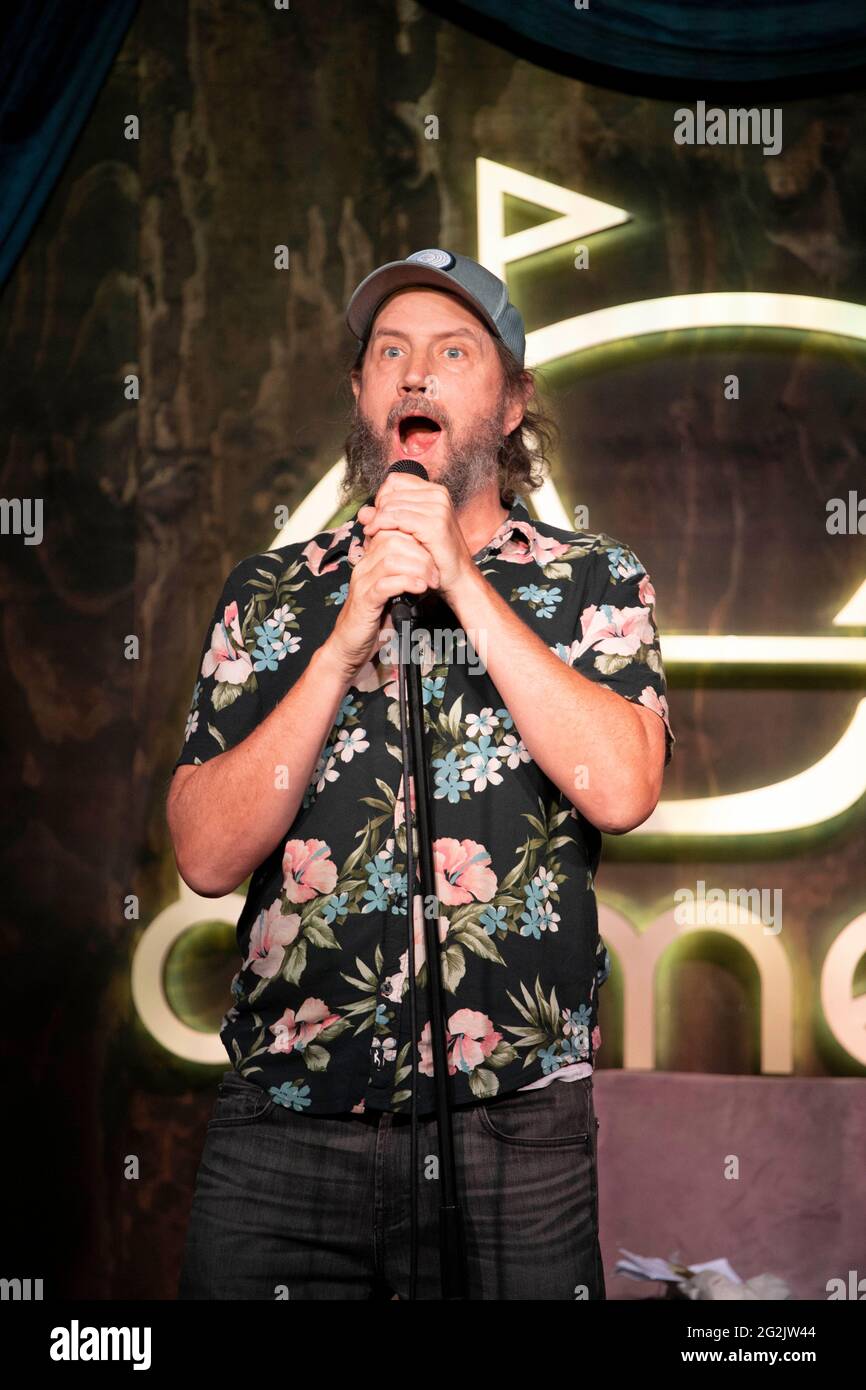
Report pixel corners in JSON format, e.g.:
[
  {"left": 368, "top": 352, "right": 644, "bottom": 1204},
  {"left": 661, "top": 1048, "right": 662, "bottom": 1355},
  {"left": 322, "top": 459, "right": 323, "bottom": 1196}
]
[{"left": 391, "top": 590, "right": 468, "bottom": 1301}]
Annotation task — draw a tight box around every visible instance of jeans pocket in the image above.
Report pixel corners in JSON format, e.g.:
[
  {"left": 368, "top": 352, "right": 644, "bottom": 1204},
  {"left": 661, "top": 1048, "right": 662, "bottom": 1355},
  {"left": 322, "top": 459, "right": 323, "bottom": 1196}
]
[
  {"left": 206, "top": 1068, "right": 276, "bottom": 1128},
  {"left": 476, "top": 1075, "right": 593, "bottom": 1147}
]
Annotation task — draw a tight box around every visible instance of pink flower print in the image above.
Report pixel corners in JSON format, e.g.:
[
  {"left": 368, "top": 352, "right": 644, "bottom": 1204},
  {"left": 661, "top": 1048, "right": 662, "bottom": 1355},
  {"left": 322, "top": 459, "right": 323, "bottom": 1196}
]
[
  {"left": 394, "top": 773, "right": 416, "bottom": 831},
  {"left": 550, "top": 638, "right": 582, "bottom": 666},
  {"left": 417, "top": 1009, "right": 502, "bottom": 1078},
  {"left": 382, "top": 636, "right": 435, "bottom": 701},
  {"left": 527, "top": 529, "right": 571, "bottom": 567},
  {"left": 638, "top": 685, "right": 668, "bottom": 719},
  {"left": 382, "top": 956, "right": 407, "bottom": 1002},
  {"left": 637, "top": 573, "right": 656, "bottom": 607},
  {"left": 448, "top": 1008, "right": 502, "bottom": 1074},
  {"left": 281, "top": 839, "right": 338, "bottom": 903},
  {"left": 243, "top": 899, "right": 301, "bottom": 978},
  {"left": 496, "top": 522, "right": 571, "bottom": 567},
  {"left": 301, "top": 521, "right": 353, "bottom": 576},
  {"left": 268, "top": 997, "right": 340, "bottom": 1054},
  {"left": 386, "top": 894, "right": 448, "bottom": 989},
  {"left": 638, "top": 684, "right": 673, "bottom": 737},
  {"left": 201, "top": 600, "right": 253, "bottom": 685},
  {"left": 352, "top": 657, "right": 382, "bottom": 693},
  {"left": 433, "top": 837, "right": 497, "bottom": 906},
  {"left": 347, "top": 534, "right": 367, "bottom": 566},
  {"left": 418, "top": 1020, "right": 436, "bottom": 1076},
  {"left": 496, "top": 522, "right": 534, "bottom": 564},
  {"left": 575, "top": 603, "right": 655, "bottom": 659},
  {"left": 591, "top": 1025, "right": 602, "bottom": 1052},
  {"left": 562, "top": 1007, "right": 583, "bottom": 1037}
]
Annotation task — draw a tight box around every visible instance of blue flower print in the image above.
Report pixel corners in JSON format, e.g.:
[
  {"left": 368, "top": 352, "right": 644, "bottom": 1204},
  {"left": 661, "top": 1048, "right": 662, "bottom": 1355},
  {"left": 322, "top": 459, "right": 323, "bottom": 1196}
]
[
  {"left": 562, "top": 1004, "right": 592, "bottom": 1036},
  {"left": 604, "top": 544, "right": 645, "bottom": 582},
  {"left": 536, "top": 587, "right": 562, "bottom": 618},
  {"left": 515, "top": 584, "right": 563, "bottom": 619},
  {"left": 251, "top": 605, "right": 300, "bottom": 672},
  {"left": 334, "top": 694, "right": 359, "bottom": 726},
  {"left": 270, "top": 1081, "right": 312, "bottom": 1112},
  {"left": 480, "top": 904, "right": 508, "bottom": 936},
  {"left": 361, "top": 846, "right": 407, "bottom": 915},
  {"left": 322, "top": 892, "right": 350, "bottom": 924},
  {"left": 538, "top": 1044, "right": 562, "bottom": 1075},
  {"left": 517, "top": 583, "right": 545, "bottom": 604},
  {"left": 433, "top": 749, "right": 470, "bottom": 803},
  {"left": 422, "top": 674, "right": 446, "bottom": 705}
]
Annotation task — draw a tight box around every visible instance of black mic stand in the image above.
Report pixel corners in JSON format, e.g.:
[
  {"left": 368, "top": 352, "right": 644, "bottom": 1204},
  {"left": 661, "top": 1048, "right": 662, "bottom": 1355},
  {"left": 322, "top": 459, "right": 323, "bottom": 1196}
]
[{"left": 390, "top": 590, "right": 468, "bottom": 1301}]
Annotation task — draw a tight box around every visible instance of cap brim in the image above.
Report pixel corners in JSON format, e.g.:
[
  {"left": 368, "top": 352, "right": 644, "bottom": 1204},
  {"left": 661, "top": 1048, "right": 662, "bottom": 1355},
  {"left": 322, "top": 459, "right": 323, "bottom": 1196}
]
[{"left": 345, "top": 261, "right": 500, "bottom": 344}]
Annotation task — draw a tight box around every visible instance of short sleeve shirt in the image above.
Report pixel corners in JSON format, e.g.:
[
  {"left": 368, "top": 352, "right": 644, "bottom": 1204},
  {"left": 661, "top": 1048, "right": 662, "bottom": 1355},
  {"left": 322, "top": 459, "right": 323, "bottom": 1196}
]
[{"left": 174, "top": 495, "right": 675, "bottom": 1115}]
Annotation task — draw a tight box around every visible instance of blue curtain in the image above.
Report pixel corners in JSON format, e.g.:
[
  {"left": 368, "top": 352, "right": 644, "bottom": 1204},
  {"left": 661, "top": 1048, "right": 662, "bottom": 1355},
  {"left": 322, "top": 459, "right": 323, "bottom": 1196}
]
[
  {"left": 424, "top": 0, "right": 866, "bottom": 87},
  {"left": 0, "top": 0, "right": 139, "bottom": 290}
]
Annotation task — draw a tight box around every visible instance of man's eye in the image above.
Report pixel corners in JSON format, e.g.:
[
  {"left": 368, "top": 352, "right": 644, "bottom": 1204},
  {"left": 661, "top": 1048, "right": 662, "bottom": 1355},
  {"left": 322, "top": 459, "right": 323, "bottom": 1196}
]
[
  {"left": 443, "top": 346, "right": 464, "bottom": 359},
  {"left": 383, "top": 346, "right": 402, "bottom": 358}
]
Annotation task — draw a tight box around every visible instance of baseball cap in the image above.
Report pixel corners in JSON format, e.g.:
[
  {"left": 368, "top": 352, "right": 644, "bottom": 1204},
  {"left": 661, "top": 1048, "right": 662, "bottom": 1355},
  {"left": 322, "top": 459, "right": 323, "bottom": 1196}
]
[{"left": 345, "top": 247, "right": 525, "bottom": 366}]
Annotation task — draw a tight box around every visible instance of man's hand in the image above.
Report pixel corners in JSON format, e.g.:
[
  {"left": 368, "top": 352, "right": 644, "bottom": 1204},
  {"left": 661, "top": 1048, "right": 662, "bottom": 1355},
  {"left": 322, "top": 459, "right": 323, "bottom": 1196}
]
[
  {"left": 357, "top": 472, "right": 475, "bottom": 603},
  {"left": 325, "top": 526, "right": 440, "bottom": 680}
]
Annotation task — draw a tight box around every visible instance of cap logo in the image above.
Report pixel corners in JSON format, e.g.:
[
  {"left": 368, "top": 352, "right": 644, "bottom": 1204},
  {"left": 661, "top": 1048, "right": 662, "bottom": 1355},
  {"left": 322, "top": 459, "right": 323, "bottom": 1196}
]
[{"left": 406, "top": 248, "right": 455, "bottom": 271}]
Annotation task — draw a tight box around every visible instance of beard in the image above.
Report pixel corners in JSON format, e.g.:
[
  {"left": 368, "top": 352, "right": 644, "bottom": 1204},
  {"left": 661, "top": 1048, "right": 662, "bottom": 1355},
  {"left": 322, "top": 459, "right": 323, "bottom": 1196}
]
[{"left": 342, "top": 390, "right": 508, "bottom": 511}]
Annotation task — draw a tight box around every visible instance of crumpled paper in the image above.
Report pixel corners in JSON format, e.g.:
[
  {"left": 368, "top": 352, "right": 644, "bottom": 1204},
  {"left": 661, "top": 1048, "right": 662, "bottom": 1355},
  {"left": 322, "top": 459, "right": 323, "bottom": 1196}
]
[
  {"left": 677, "top": 1269, "right": 792, "bottom": 1300},
  {"left": 614, "top": 1248, "right": 792, "bottom": 1300}
]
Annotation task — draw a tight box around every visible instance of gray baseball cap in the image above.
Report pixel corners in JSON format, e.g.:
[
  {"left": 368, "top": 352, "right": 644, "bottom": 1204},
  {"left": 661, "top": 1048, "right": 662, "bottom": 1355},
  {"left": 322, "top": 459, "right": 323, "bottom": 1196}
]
[{"left": 345, "top": 247, "right": 525, "bottom": 366}]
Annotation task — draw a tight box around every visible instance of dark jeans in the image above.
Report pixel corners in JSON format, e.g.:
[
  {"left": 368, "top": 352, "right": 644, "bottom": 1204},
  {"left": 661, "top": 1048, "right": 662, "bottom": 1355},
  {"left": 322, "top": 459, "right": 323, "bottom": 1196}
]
[{"left": 178, "top": 1067, "right": 605, "bottom": 1300}]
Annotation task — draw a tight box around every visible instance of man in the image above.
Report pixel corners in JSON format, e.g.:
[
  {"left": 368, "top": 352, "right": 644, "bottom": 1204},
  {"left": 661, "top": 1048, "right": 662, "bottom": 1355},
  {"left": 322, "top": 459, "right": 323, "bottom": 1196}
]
[{"left": 170, "top": 248, "right": 674, "bottom": 1301}]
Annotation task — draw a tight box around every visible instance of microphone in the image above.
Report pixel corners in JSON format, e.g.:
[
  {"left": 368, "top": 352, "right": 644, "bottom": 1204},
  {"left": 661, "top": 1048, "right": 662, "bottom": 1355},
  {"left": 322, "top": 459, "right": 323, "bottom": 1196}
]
[
  {"left": 387, "top": 459, "right": 429, "bottom": 482},
  {"left": 383, "top": 459, "right": 430, "bottom": 614},
  {"left": 362, "top": 458, "right": 428, "bottom": 509}
]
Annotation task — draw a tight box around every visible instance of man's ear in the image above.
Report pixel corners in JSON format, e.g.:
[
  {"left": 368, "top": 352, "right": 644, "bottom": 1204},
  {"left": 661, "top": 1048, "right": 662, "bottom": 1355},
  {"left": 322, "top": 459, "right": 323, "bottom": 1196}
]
[
  {"left": 350, "top": 367, "right": 362, "bottom": 400},
  {"left": 503, "top": 370, "right": 533, "bottom": 435}
]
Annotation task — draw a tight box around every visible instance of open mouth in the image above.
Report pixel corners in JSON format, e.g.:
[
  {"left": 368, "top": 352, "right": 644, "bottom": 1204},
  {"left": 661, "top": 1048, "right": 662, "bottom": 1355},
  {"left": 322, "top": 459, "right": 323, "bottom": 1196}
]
[{"left": 397, "top": 413, "right": 443, "bottom": 457}]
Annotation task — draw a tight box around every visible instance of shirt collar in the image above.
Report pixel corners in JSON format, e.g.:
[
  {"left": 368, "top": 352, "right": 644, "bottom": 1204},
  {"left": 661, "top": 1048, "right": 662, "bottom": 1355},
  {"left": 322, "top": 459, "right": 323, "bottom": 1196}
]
[{"left": 317, "top": 493, "right": 533, "bottom": 571}]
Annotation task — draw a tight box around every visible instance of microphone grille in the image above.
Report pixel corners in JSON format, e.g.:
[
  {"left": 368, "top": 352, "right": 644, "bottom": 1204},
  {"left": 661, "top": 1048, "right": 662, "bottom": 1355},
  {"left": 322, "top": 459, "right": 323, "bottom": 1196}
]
[{"left": 387, "top": 459, "right": 429, "bottom": 480}]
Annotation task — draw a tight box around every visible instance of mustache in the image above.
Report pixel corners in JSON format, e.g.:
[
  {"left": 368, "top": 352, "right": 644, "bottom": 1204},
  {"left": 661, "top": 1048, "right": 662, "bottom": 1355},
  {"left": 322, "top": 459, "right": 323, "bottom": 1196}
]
[{"left": 386, "top": 397, "right": 450, "bottom": 434}]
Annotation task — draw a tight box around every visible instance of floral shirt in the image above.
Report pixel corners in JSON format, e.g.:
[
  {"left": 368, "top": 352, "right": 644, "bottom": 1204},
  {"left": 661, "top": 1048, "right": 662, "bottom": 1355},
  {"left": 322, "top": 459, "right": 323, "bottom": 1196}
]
[{"left": 174, "top": 495, "right": 674, "bottom": 1116}]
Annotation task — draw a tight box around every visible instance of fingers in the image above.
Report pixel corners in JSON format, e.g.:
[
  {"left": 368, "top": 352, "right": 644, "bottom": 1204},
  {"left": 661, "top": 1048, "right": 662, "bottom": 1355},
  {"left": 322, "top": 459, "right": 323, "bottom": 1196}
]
[
  {"left": 362, "top": 502, "right": 433, "bottom": 539},
  {"left": 369, "top": 569, "right": 433, "bottom": 606},
  {"left": 360, "top": 528, "right": 435, "bottom": 572},
  {"left": 351, "top": 530, "right": 439, "bottom": 608}
]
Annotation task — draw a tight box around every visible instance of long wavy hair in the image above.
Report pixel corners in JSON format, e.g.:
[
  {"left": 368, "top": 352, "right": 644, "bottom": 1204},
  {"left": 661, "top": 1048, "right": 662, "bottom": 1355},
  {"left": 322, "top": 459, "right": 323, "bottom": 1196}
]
[{"left": 341, "top": 332, "right": 559, "bottom": 507}]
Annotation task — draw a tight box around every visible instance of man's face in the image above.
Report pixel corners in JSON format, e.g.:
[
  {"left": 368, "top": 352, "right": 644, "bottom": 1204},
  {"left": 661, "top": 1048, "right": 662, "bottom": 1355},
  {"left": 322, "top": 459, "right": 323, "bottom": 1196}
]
[{"left": 345, "top": 287, "right": 525, "bottom": 509}]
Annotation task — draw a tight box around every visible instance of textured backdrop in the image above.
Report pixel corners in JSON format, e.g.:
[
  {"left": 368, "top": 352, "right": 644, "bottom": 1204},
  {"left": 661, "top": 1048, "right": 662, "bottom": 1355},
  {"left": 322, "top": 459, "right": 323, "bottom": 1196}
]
[{"left": 0, "top": 0, "right": 864, "bottom": 1298}]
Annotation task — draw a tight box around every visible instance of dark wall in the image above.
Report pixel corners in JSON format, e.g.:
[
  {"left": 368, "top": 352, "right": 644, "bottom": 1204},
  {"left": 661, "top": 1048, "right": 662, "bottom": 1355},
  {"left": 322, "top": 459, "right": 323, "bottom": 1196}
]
[{"left": 0, "top": 0, "right": 863, "bottom": 1297}]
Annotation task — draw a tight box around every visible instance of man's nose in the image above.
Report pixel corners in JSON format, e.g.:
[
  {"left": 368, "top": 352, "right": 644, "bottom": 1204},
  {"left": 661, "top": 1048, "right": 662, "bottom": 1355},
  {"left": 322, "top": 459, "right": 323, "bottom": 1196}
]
[{"left": 397, "top": 349, "right": 433, "bottom": 391}]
